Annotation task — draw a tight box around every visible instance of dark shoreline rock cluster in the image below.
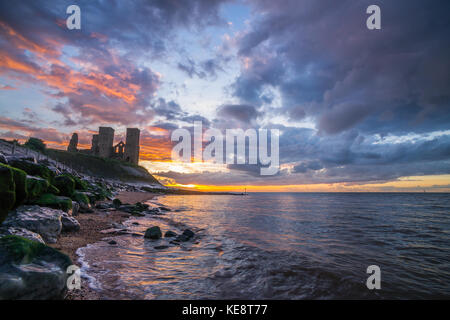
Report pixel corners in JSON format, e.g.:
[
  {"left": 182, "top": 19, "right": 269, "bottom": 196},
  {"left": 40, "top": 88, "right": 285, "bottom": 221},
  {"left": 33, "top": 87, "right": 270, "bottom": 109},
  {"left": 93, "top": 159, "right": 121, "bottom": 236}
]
[{"left": 0, "top": 152, "right": 159, "bottom": 300}]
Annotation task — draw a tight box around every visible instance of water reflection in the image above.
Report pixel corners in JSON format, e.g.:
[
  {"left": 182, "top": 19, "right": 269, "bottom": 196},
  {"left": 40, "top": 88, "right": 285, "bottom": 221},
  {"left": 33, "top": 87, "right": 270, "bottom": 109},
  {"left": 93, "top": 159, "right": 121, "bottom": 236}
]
[{"left": 78, "top": 193, "right": 450, "bottom": 299}]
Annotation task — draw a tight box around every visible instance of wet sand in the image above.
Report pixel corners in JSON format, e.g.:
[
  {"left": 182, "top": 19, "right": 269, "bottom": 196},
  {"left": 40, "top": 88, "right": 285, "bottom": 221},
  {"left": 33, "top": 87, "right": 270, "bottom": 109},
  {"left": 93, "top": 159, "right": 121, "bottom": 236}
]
[{"left": 49, "top": 191, "right": 160, "bottom": 300}]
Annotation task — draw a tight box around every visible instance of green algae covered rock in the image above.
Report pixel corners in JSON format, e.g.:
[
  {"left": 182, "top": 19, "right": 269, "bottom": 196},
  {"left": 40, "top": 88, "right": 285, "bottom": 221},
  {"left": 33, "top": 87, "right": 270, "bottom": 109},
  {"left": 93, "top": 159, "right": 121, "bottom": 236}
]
[
  {"left": 10, "top": 166, "right": 27, "bottom": 207},
  {"left": 6, "top": 158, "right": 54, "bottom": 183},
  {"left": 26, "top": 175, "right": 49, "bottom": 200},
  {"left": 0, "top": 164, "right": 16, "bottom": 224},
  {"left": 53, "top": 174, "right": 75, "bottom": 197},
  {"left": 35, "top": 193, "right": 73, "bottom": 213},
  {"left": 71, "top": 191, "right": 91, "bottom": 208},
  {"left": 48, "top": 184, "right": 60, "bottom": 195},
  {"left": 0, "top": 235, "right": 72, "bottom": 299}
]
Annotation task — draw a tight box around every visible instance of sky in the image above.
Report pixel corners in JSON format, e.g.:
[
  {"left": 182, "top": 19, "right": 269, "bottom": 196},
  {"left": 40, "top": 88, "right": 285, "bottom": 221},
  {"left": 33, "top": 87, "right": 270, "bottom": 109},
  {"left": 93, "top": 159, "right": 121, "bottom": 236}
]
[{"left": 0, "top": 0, "right": 449, "bottom": 192}]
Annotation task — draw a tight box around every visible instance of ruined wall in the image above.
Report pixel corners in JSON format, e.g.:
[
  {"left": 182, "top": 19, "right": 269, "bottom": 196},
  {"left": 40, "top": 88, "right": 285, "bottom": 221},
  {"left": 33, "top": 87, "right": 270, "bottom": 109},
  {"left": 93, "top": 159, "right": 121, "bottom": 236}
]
[
  {"left": 124, "top": 128, "right": 140, "bottom": 165},
  {"left": 98, "top": 127, "right": 114, "bottom": 158},
  {"left": 91, "top": 134, "right": 99, "bottom": 155},
  {"left": 67, "top": 133, "right": 78, "bottom": 152}
]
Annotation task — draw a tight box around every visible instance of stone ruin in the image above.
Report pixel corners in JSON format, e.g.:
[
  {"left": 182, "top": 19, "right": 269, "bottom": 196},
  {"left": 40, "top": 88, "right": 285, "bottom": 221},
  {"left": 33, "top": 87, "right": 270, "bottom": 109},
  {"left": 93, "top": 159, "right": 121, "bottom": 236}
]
[
  {"left": 67, "top": 127, "right": 140, "bottom": 165},
  {"left": 67, "top": 133, "right": 78, "bottom": 152}
]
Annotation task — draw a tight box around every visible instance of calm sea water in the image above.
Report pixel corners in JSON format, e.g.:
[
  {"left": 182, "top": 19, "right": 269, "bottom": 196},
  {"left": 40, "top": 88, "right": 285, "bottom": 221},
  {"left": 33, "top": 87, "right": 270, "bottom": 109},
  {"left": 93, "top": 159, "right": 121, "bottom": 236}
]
[{"left": 78, "top": 193, "right": 450, "bottom": 299}]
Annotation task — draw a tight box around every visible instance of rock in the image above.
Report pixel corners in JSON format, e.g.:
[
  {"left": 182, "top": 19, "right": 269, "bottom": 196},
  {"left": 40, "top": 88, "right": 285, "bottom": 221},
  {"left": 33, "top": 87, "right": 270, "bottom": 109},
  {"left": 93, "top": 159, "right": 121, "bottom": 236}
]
[
  {"left": 71, "top": 191, "right": 91, "bottom": 212},
  {"left": 0, "top": 226, "right": 45, "bottom": 244},
  {"left": 108, "top": 240, "right": 117, "bottom": 245},
  {"left": 53, "top": 174, "right": 75, "bottom": 197},
  {"left": 118, "top": 204, "right": 136, "bottom": 213},
  {"left": 144, "top": 226, "right": 162, "bottom": 239},
  {"left": 0, "top": 235, "right": 72, "bottom": 299},
  {"left": 0, "top": 152, "right": 8, "bottom": 164},
  {"left": 135, "top": 202, "right": 149, "bottom": 211},
  {"left": 6, "top": 158, "right": 54, "bottom": 182},
  {"left": 112, "top": 223, "right": 126, "bottom": 229},
  {"left": 154, "top": 245, "right": 169, "bottom": 250},
  {"left": 71, "top": 201, "right": 79, "bottom": 216},
  {"left": 10, "top": 166, "right": 27, "bottom": 207},
  {"left": 95, "top": 202, "right": 110, "bottom": 210},
  {"left": 2, "top": 205, "right": 62, "bottom": 243},
  {"left": 68, "top": 174, "right": 88, "bottom": 191},
  {"left": 164, "top": 230, "right": 177, "bottom": 238},
  {"left": 112, "top": 198, "right": 122, "bottom": 208},
  {"left": 47, "top": 184, "right": 60, "bottom": 195},
  {"left": 0, "top": 164, "right": 16, "bottom": 223},
  {"left": 182, "top": 229, "right": 195, "bottom": 239},
  {"left": 132, "top": 222, "right": 139, "bottom": 225},
  {"left": 34, "top": 193, "right": 73, "bottom": 212},
  {"left": 61, "top": 212, "right": 80, "bottom": 232},
  {"left": 26, "top": 175, "right": 49, "bottom": 200},
  {"left": 175, "top": 234, "right": 190, "bottom": 242},
  {"left": 158, "top": 206, "right": 171, "bottom": 211}
]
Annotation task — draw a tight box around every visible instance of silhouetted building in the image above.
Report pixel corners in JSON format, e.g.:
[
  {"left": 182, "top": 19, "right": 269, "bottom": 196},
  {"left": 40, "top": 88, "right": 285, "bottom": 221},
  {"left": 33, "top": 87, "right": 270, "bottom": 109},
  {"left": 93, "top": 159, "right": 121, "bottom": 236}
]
[{"left": 69, "top": 127, "right": 140, "bottom": 165}]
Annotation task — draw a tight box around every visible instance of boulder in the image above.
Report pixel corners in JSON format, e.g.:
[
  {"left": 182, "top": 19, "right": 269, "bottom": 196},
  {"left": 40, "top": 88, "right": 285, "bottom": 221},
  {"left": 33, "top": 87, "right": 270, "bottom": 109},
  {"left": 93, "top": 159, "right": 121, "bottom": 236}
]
[
  {"left": 26, "top": 175, "right": 49, "bottom": 200},
  {"left": 112, "top": 198, "right": 122, "bottom": 209},
  {"left": 10, "top": 166, "right": 27, "bottom": 206},
  {"left": 47, "top": 184, "right": 60, "bottom": 195},
  {"left": 144, "top": 226, "right": 162, "bottom": 240},
  {"left": 34, "top": 193, "right": 73, "bottom": 212},
  {"left": 71, "top": 201, "right": 80, "bottom": 216},
  {"left": 2, "top": 205, "right": 62, "bottom": 243},
  {"left": 0, "top": 164, "right": 16, "bottom": 223},
  {"left": 53, "top": 175, "right": 75, "bottom": 197},
  {"left": 95, "top": 202, "right": 111, "bottom": 210},
  {"left": 164, "top": 230, "right": 177, "bottom": 238},
  {"left": 182, "top": 229, "right": 195, "bottom": 239},
  {"left": 6, "top": 158, "right": 54, "bottom": 182},
  {"left": 174, "top": 234, "right": 190, "bottom": 242},
  {"left": 0, "top": 226, "right": 45, "bottom": 244},
  {"left": 0, "top": 152, "right": 8, "bottom": 164},
  {"left": 60, "top": 212, "right": 80, "bottom": 232},
  {"left": 72, "top": 175, "right": 88, "bottom": 191},
  {"left": 0, "top": 235, "right": 72, "bottom": 299},
  {"left": 71, "top": 191, "right": 91, "bottom": 212}
]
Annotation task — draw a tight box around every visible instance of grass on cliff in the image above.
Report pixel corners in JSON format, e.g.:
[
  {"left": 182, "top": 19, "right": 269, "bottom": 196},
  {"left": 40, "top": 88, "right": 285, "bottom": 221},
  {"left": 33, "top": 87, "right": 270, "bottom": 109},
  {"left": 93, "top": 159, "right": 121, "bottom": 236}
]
[{"left": 46, "top": 149, "right": 161, "bottom": 185}]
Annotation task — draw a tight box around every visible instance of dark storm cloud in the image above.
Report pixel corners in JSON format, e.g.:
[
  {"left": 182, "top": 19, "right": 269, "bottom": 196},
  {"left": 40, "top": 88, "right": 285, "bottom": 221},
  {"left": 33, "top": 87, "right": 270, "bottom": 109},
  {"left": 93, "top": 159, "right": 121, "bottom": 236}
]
[
  {"left": 234, "top": 0, "right": 450, "bottom": 135},
  {"left": 216, "top": 104, "right": 262, "bottom": 123}
]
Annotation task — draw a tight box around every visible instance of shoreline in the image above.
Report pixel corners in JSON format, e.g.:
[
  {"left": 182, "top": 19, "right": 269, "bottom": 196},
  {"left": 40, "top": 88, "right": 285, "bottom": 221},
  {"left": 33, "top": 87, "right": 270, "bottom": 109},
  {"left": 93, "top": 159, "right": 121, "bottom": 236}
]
[{"left": 49, "top": 191, "right": 160, "bottom": 300}]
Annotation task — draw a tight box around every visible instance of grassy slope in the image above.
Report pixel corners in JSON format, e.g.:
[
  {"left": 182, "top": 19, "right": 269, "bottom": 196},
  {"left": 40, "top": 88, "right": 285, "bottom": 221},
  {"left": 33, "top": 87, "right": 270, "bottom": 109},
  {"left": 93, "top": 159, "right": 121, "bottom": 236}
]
[{"left": 46, "top": 149, "right": 161, "bottom": 185}]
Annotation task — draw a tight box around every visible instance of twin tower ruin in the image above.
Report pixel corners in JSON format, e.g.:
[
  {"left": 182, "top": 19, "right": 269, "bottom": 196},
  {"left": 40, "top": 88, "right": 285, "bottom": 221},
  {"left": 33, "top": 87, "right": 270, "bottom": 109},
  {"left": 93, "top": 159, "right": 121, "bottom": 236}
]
[{"left": 68, "top": 127, "right": 140, "bottom": 165}]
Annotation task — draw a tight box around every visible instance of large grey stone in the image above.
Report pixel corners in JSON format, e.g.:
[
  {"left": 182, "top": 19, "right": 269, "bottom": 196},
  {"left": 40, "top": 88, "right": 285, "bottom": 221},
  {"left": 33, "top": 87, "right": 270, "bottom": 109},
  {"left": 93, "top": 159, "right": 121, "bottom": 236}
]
[
  {"left": 0, "top": 235, "right": 72, "bottom": 300},
  {"left": 61, "top": 212, "right": 80, "bottom": 232},
  {"left": 0, "top": 226, "right": 45, "bottom": 244},
  {"left": 2, "top": 205, "right": 62, "bottom": 243}
]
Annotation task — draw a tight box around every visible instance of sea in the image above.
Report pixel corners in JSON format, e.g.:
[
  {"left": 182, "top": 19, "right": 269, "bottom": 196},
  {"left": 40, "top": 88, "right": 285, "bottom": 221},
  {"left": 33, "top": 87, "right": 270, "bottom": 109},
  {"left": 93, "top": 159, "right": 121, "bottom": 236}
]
[{"left": 77, "top": 192, "right": 450, "bottom": 299}]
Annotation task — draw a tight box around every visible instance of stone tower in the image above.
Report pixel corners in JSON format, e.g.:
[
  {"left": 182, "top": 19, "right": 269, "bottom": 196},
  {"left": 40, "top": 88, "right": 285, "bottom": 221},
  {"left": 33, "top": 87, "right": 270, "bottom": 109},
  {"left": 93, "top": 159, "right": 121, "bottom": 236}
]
[
  {"left": 67, "top": 133, "right": 78, "bottom": 152},
  {"left": 98, "top": 127, "right": 114, "bottom": 158},
  {"left": 91, "top": 134, "right": 99, "bottom": 155},
  {"left": 124, "top": 128, "right": 140, "bottom": 165}
]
